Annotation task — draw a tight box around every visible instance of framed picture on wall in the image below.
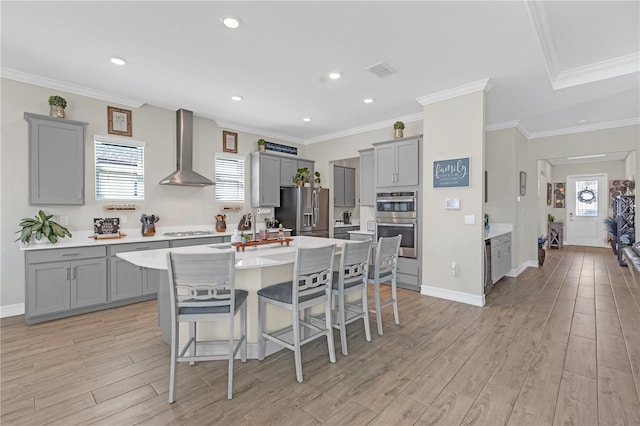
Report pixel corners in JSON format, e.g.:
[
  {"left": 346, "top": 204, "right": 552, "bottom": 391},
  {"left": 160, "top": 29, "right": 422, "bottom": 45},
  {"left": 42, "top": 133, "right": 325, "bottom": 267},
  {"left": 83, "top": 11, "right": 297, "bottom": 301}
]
[
  {"left": 107, "top": 106, "right": 132, "bottom": 137},
  {"left": 223, "top": 131, "right": 238, "bottom": 153},
  {"left": 554, "top": 182, "right": 565, "bottom": 208},
  {"left": 519, "top": 171, "right": 526, "bottom": 196},
  {"left": 547, "top": 182, "right": 552, "bottom": 205}
]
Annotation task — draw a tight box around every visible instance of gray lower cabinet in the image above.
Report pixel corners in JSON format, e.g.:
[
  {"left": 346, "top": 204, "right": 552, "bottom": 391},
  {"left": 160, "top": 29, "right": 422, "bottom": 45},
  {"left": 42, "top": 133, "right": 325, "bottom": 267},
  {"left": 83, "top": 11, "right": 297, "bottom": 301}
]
[
  {"left": 24, "top": 112, "right": 88, "bottom": 205},
  {"left": 26, "top": 246, "right": 107, "bottom": 321},
  {"left": 491, "top": 233, "right": 512, "bottom": 283},
  {"left": 334, "top": 226, "right": 359, "bottom": 239},
  {"left": 108, "top": 241, "right": 170, "bottom": 301},
  {"left": 168, "top": 236, "right": 230, "bottom": 248}
]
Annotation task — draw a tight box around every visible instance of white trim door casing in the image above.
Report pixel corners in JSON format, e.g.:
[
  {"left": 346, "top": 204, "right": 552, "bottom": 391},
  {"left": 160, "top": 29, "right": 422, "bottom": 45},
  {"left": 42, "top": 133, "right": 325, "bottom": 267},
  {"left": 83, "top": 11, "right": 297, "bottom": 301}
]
[{"left": 566, "top": 174, "right": 608, "bottom": 247}]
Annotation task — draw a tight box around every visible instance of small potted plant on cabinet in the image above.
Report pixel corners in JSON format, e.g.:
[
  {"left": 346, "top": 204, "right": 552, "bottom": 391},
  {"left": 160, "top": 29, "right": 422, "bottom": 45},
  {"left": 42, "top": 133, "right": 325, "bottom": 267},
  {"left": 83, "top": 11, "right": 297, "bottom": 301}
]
[
  {"left": 314, "top": 171, "right": 321, "bottom": 187},
  {"left": 257, "top": 138, "right": 266, "bottom": 152},
  {"left": 293, "top": 167, "right": 310, "bottom": 187},
  {"left": 393, "top": 121, "right": 405, "bottom": 139},
  {"left": 48, "top": 95, "right": 67, "bottom": 118}
]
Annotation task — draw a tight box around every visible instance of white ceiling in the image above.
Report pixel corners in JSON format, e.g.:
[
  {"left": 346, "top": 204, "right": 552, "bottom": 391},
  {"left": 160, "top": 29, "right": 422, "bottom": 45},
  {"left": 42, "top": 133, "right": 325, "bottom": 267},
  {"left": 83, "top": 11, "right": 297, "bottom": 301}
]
[{"left": 1, "top": 1, "right": 639, "bottom": 144}]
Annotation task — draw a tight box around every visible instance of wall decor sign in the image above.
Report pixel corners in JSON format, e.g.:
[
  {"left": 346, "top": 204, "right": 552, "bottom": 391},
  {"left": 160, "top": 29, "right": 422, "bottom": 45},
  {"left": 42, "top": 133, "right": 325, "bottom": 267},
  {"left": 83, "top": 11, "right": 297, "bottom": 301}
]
[
  {"left": 222, "top": 131, "right": 238, "bottom": 153},
  {"left": 519, "top": 171, "right": 527, "bottom": 196},
  {"left": 265, "top": 141, "right": 298, "bottom": 155},
  {"left": 94, "top": 217, "right": 120, "bottom": 238},
  {"left": 554, "top": 182, "right": 565, "bottom": 208},
  {"left": 609, "top": 179, "right": 635, "bottom": 207},
  {"left": 433, "top": 157, "right": 470, "bottom": 188},
  {"left": 107, "top": 106, "right": 132, "bottom": 137}
]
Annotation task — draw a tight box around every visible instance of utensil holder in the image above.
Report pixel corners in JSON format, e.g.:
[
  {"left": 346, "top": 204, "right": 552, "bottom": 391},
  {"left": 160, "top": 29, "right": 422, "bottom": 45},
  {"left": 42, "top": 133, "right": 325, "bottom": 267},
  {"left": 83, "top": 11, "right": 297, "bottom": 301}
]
[{"left": 142, "top": 223, "right": 156, "bottom": 237}]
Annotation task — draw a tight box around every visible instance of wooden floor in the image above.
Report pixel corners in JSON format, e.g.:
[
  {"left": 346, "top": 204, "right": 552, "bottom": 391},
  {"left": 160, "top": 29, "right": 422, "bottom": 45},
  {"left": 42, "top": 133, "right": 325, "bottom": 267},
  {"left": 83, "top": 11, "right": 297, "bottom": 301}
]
[{"left": 2, "top": 246, "right": 640, "bottom": 425}]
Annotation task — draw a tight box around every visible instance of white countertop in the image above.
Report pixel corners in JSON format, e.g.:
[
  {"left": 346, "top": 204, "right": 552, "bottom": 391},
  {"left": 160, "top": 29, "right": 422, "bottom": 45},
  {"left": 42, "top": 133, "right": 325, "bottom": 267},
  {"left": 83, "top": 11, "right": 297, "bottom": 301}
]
[
  {"left": 334, "top": 219, "right": 359, "bottom": 228},
  {"left": 484, "top": 223, "right": 513, "bottom": 240},
  {"left": 117, "top": 236, "right": 346, "bottom": 271},
  {"left": 348, "top": 230, "right": 374, "bottom": 235}
]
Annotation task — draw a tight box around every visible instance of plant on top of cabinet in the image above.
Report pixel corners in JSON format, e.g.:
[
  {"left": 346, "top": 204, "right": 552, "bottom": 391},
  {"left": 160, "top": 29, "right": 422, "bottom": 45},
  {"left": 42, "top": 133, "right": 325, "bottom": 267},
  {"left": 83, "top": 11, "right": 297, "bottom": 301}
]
[
  {"left": 293, "top": 167, "right": 310, "bottom": 186},
  {"left": 48, "top": 95, "right": 67, "bottom": 118},
  {"left": 257, "top": 138, "right": 266, "bottom": 152},
  {"left": 16, "top": 210, "right": 72, "bottom": 243},
  {"left": 314, "top": 171, "right": 321, "bottom": 187},
  {"left": 393, "top": 121, "right": 404, "bottom": 139}
]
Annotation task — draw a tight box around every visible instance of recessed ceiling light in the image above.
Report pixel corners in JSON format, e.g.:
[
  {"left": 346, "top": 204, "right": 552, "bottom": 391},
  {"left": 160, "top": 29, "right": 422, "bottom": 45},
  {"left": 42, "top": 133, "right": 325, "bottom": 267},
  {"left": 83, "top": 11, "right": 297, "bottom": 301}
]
[
  {"left": 221, "top": 16, "right": 241, "bottom": 29},
  {"left": 110, "top": 57, "right": 126, "bottom": 66},
  {"left": 231, "top": 95, "right": 243, "bottom": 101},
  {"left": 328, "top": 72, "right": 341, "bottom": 80},
  {"left": 363, "top": 98, "right": 374, "bottom": 104},
  {"left": 303, "top": 117, "right": 312, "bottom": 122}
]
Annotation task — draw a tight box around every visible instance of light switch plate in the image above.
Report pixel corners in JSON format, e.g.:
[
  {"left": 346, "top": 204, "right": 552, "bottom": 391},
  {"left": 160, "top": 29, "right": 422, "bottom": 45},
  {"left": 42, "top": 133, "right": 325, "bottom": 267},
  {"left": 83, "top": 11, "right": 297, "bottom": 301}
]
[{"left": 464, "top": 215, "right": 475, "bottom": 225}]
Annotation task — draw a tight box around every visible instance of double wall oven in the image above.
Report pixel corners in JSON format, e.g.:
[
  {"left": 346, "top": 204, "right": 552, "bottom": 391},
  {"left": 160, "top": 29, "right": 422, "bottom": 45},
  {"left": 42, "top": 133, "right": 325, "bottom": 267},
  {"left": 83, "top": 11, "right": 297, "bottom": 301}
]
[{"left": 376, "top": 191, "right": 418, "bottom": 258}]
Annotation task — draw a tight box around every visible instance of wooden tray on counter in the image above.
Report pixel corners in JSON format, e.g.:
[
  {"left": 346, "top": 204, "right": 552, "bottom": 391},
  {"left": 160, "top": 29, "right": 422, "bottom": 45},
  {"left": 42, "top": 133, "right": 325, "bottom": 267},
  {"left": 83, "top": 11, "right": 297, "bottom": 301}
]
[{"left": 231, "top": 238, "right": 292, "bottom": 252}]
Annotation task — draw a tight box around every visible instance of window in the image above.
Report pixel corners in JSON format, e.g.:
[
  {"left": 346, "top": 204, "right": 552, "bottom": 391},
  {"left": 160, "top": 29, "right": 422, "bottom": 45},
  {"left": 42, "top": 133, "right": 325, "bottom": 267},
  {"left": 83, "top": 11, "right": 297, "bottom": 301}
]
[
  {"left": 95, "top": 136, "right": 145, "bottom": 200},
  {"left": 215, "top": 154, "right": 245, "bottom": 201},
  {"left": 576, "top": 180, "right": 598, "bottom": 217}
]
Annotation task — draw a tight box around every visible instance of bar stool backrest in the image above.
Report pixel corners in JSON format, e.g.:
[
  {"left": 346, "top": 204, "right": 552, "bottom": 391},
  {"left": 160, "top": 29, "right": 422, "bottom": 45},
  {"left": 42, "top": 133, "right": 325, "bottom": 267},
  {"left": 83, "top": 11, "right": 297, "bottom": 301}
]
[
  {"left": 374, "top": 235, "right": 402, "bottom": 277},
  {"left": 293, "top": 244, "right": 336, "bottom": 301},
  {"left": 339, "top": 240, "right": 372, "bottom": 288}
]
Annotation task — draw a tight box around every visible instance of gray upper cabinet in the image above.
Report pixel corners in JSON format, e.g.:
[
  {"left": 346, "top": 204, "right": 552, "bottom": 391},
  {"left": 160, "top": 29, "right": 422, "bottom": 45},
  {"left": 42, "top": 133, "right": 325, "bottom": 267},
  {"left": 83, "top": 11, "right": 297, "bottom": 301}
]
[
  {"left": 24, "top": 113, "right": 88, "bottom": 205},
  {"left": 333, "top": 165, "right": 356, "bottom": 207},
  {"left": 251, "top": 152, "right": 281, "bottom": 207},
  {"left": 280, "top": 158, "right": 298, "bottom": 187},
  {"left": 374, "top": 137, "right": 420, "bottom": 188},
  {"left": 359, "top": 149, "right": 374, "bottom": 206}
]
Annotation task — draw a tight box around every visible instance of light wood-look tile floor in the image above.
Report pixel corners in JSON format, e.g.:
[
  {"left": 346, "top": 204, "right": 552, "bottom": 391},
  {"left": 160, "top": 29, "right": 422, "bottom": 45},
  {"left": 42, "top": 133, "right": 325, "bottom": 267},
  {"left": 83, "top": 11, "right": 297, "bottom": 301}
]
[{"left": 2, "top": 246, "right": 640, "bottom": 425}]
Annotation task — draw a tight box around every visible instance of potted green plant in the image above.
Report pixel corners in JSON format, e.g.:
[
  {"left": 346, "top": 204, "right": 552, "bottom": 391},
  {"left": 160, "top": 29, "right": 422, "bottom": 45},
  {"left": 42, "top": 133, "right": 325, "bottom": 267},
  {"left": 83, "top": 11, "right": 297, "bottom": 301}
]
[
  {"left": 293, "top": 167, "right": 310, "bottom": 186},
  {"left": 393, "top": 121, "right": 405, "bottom": 138},
  {"left": 314, "top": 171, "right": 321, "bottom": 187},
  {"left": 16, "top": 210, "right": 72, "bottom": 244},
  {"left": 257, "top": 138, "right": 266, "bottom": 152},
  {"left": 538, "top": 235, "right": 548, "bottom": 265},
  {"left": 48, "top": 95, "right": 67, "bottom": 118},
  {"left": 548, "top": 214, "right": 555, "bottom": 222}
]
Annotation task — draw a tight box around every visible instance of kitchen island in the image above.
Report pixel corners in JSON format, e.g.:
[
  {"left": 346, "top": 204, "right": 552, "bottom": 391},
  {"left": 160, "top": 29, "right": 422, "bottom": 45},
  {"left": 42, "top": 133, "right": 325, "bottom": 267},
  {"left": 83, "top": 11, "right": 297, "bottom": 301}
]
[{"left": 117, "top": 236, "right": 346, "bottom": 358}]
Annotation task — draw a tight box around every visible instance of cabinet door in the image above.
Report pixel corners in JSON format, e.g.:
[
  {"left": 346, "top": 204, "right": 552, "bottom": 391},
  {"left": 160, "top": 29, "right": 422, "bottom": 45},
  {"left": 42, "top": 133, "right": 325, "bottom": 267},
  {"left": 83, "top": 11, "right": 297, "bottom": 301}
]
[
  {"left": 375, "top": 144, "right": 397, "bottom": 187},
  {"left": 280, "top": 158, "right": 298, "bottom": 187},
  {"left": 333, "top": 166, "right": 346, "bottom": 206},
  {"left": 71, "top": 258, "right": 107, "bottom": 308},
  {"left": 27, "top": 261, "right": 71, "bottom": 316},
  {"left": 344, "top": 167, "right": 356, "bottom": 206},
  {"left": 359, "top": 150, "right": 375, "bottom": 206},
  {"left": 491, "top": 243, "right": 503, "bottom": 283},
  {"left": 260, "top": 155, "right": 281, "bottom": 206},
  {"left": 143, "top": 268, "right": 161, "bottom": 295},
  {"left": 395, "top": 139, "right": 420, "bottom": 186},
  {"left": 110, "top": 257, "right": 143, "bottom": 301},
  {"left": 25, "top": 113, "right": 87, "bottom": 205}
]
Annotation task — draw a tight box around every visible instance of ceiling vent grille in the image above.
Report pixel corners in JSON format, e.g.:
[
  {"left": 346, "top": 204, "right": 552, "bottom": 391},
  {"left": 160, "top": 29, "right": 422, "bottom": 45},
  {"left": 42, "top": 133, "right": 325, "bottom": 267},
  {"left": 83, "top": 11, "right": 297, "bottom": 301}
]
[{"left": 366, "top": 62, "right": 397, "bottom": 78}]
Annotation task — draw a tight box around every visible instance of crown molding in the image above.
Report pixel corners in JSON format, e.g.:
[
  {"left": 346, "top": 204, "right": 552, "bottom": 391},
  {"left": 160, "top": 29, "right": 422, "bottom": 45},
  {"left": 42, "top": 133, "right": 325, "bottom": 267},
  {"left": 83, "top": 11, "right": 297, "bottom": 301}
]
[
  {"left": 1, "top": 68, "right": 146, "bottom": 108},
  {"left": 525, "top": 1, "right": 639, "bottom": 90},
  {"left": 303, "top": 112, "right": 423, "bottom": 145},
  {"left": 485, "top": 120, "right": 531, "bottom": 138},
  {"left": 528, "top": 117, "right": 640, "bottom": 139},
  {"left": 415, "top": 79, "right": 494, "bottom": 106},
  {"left": 553, "top": 52, "right": 640, "bottom": 90},
  {"left": 214, "top": 120, "right": 304, "bottom": 145}
]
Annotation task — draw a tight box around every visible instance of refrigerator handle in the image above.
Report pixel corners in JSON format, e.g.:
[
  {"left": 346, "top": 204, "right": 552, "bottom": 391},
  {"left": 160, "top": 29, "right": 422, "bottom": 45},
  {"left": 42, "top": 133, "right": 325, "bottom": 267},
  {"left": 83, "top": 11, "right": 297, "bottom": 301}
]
[{"left": 312, "top": 191, "right": 318, "bottom": 227}]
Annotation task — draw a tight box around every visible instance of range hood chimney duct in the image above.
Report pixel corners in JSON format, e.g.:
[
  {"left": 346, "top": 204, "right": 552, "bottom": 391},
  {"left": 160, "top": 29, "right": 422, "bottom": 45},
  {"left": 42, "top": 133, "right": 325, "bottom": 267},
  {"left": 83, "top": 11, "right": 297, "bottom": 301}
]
[{"left": 159, "top": 109, "right": 214, "bottom": 187}]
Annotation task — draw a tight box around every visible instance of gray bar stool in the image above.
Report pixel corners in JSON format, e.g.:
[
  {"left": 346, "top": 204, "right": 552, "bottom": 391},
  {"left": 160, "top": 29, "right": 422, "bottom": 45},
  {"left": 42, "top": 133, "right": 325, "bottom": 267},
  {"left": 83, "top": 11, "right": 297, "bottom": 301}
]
[
  {"left": 368, "top": 235, "right": 402, "bottom": 335},
  {"left": 166, "top": 251, "right": 247, "bottom": 402}
]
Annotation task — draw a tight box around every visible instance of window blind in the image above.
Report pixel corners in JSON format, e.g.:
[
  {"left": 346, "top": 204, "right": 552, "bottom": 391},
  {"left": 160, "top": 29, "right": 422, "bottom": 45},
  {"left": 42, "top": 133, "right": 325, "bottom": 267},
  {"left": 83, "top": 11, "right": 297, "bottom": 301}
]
[
  {"left": 215, "top": 154, "right": 245, "bottom": 201},
  {"left": 95, "top": 138, "right": 145, "bottom": 200}
]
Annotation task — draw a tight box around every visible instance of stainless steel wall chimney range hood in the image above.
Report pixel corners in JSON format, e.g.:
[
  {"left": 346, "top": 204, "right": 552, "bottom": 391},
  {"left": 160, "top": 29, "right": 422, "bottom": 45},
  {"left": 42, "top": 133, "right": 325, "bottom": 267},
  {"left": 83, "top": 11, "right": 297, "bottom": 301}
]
[{"left": 159, "top": 109, "right": 214, "bottom": 187}]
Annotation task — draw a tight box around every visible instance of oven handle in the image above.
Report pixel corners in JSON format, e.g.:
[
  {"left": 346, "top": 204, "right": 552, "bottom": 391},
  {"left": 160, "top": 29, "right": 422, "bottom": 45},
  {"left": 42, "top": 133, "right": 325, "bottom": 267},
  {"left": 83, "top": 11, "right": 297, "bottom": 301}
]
[
  {"left": 377, "top": 223, "right": 415, "bottom": 228},
  {"left": 376, "top": 197, "right": 415, "bottom": 202}
]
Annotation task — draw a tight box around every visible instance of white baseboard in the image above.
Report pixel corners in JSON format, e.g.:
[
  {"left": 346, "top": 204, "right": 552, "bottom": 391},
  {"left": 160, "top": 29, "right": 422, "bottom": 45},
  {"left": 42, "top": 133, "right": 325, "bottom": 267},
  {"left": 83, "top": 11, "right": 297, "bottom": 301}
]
[
  {"left": 420, "top": 285, "right": 485, "bottom": 307},
  {"left": 507, "top": 261, "right": 534, "bottom": 277},
  {"left": 0, "top": 303, "right": 25, "bottom": 318}
]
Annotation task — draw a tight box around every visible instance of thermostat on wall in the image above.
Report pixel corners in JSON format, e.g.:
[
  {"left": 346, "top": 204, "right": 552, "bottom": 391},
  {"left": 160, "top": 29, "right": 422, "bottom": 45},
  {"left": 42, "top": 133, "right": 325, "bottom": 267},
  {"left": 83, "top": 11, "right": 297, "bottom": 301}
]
[{"left": 445, "top": 198, "right": 460, "bottom": 210}]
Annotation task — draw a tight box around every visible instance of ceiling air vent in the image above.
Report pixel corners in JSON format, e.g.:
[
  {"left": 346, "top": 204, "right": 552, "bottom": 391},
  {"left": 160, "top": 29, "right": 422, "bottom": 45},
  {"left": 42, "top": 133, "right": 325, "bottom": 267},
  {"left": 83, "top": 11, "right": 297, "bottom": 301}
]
[{"left": 366, "top": 61, "right": 397, "bottom": 78}]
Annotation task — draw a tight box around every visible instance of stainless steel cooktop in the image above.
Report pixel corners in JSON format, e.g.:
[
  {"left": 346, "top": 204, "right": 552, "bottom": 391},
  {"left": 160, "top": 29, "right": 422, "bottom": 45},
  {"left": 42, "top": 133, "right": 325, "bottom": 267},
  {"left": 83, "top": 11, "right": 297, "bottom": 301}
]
[{"left": 162, "top": 231, "right": 215, "bottom": 237}]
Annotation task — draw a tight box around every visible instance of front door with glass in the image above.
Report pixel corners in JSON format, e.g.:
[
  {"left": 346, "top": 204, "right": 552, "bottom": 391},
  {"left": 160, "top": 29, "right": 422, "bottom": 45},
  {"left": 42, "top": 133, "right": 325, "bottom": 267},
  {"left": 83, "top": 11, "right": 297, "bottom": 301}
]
[{"left": 566, "top": 174, "right": 607, "bottom": 247}]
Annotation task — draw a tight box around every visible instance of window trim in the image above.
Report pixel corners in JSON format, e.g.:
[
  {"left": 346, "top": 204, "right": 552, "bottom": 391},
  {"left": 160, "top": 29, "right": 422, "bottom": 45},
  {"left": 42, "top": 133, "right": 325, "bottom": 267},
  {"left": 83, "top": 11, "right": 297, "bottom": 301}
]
[{"left": 215, "top": 153, "right": 245, "bottom": 202}]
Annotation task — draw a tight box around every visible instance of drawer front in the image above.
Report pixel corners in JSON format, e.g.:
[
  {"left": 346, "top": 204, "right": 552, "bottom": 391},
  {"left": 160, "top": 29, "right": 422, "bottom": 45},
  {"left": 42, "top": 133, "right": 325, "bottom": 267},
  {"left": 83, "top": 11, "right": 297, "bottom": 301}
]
[
  {"left": 491, "top": 234, "right": 511, "bottom": 245},
  {"left": 26, "top": 246, "right": 106, "bottom": 264},
  {"left": 397, "top": 272, "right": 420, "bottom": 286},
  {"left": 109, "top": 241, "right": 170, "bottom": 256},
  {"left": 169, "top": 236, "right": 230, "bottom": 248},
  {"left": 397, "top": 257, "right": 420, "bottom": 276}
]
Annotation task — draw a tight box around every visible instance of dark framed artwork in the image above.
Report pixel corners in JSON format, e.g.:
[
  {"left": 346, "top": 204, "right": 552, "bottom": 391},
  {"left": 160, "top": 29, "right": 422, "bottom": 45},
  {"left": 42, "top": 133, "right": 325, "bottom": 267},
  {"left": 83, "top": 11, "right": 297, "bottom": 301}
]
[
  {"left": 222, "top": 131, "right": 238, "bottom": 154},
  {"left": 484, "top": 171, "right": 488, "bottom": 203},
  {"left": 547, "top": 182, "right": 552, "bottom": 205},
  {"left": 107, "top": 106, "right": 132, "bottom": 137},
  {"left": 519, "top": 171, "right": 526, "bottom": 196},
  {"left": 554, "top": 182, "right": 565, "bottom": 208}
]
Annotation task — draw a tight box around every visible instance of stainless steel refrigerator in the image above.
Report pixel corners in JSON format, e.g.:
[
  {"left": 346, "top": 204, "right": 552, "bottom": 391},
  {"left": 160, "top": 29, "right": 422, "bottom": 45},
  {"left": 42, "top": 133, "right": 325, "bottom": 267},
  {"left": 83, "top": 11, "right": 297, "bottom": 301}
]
[{"left": 276, "top": 187, "right": 329, "bottom": 237}]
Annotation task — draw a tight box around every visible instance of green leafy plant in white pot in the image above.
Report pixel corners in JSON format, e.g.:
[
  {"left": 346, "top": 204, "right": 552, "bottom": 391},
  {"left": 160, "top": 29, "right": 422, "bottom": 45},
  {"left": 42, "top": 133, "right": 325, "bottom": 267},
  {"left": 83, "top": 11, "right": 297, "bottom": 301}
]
[{"left": 16, "top": 210, "right": 72, "bottom": 244}]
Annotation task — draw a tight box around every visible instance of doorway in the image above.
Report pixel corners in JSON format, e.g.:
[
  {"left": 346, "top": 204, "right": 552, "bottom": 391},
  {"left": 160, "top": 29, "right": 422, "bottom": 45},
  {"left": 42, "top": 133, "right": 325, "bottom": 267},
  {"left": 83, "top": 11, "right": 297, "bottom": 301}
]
[{"left": 566, "top": 174, "right": 607, "bottom": 247}]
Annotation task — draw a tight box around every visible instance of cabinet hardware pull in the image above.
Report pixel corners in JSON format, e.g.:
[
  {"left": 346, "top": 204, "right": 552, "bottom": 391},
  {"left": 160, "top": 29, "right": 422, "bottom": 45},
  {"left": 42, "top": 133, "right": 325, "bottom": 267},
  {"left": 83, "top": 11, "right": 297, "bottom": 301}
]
[
  {"left": 62, "top": 253, "right": 80, "bottom": 256},
  {"left": 72, "top": 267, "right": 77, "bottom": 280},
  {"left": 135, "top": 247, "right": 149, "bottom": 250},
  {"left": 67, "top": 267, "right": 71, "bottom": 281}
]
